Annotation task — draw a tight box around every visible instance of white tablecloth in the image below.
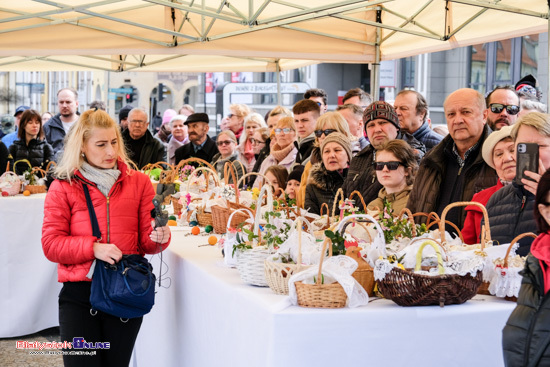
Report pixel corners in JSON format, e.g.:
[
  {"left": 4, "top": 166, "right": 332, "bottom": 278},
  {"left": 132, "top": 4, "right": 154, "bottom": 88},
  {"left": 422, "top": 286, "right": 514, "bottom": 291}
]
[
  {"left": 0, "top": 193, "right": 62, "bottom": 337},
  {"left": 133, "top": 230, "right": 516, "bottom": 367}
]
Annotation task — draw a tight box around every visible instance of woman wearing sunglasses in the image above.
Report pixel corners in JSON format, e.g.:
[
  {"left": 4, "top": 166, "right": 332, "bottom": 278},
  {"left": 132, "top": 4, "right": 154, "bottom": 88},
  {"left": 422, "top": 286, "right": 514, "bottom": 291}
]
[
  {"left": 304, "top": 133, "right": 352, "bottom": 215},
  {"left": 296, "top": 111, "right": 354, "bottom": 208},
  {"left": 256, "top": 117, "right": 298, "bottom": 184},
  {"left": 211, "top": 130, "right": 245, "bottom": 186},
  {"left": 367, "top": 140, "right": 417, "bottom": 214}
]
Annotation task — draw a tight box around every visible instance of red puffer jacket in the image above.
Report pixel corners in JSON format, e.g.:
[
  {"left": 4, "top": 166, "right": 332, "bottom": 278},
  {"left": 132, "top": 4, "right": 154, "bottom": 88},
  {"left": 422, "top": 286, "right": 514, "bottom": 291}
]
[{"left": 42, "top": 159, "right": 170, "bottom": 283}]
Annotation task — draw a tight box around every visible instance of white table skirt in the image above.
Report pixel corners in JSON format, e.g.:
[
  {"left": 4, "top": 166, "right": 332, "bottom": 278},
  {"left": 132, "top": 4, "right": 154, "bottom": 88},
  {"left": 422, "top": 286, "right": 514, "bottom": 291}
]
[
  {"left": 0, "top": 193, "right": 62, "bottom": 337},
  {"left": 133, "top": 230, "right": 516, "bottom": 367}
]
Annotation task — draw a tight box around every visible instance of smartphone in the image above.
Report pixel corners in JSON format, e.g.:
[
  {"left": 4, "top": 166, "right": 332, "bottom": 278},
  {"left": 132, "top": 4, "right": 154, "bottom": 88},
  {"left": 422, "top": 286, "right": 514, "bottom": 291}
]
[{"left": 515, "top": 142, "right": 539, "bottom": 185}]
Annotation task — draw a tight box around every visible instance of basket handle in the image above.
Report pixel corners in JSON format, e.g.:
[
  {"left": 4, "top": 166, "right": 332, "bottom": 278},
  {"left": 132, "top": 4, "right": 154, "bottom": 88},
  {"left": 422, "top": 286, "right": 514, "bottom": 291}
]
[
  {"left": 45, "top": 160, "right": 57, "bottom": 173},
  {"left": 236, "top": 172, "right": 268, "bottom": 188},
  {"left": 340, "top": 219, "right": 373, "bottom": 244},
  {"left": 503, "top": 232, "right": 537, "bottom": 268},
  {"left": 427, "top": 219, "right": 464, "bottom": 243},
  {"left": 335, "top": 214, "right": 386, "bottom": 255},
  {"left": 30, "top": 167, "right": 47, "bottom": 178},
  {"left": 226, "top": 208, "right": 255, "bottom": 230},
  {"left": 186, "top": 166, "right": 221, "bottom": 192},
  {"left": 413, "top": 212, "right": 440, "bottom": 229},
  {"left": 223, "top": 162, "right": 240, "bottom": 205},
  {"left": 175, "top": 157, "right": 216, "bottom": 173},
  {"left": 414, "top": 240, "right": 445, "bottom": 275},
  {"left": 320, "top": 202, "right": 331, "bottom": 229},
  {"left": 316, "top": 237, "right": 332, "bottom": 285},
  {"left": 348, "top": 190, "right": 367, "bottom": 212},
  {"left": 440, "top": 201, "right": 491, "bottom": 247},
  {"left": 253, "top": 184, "right": 273, "bottom": 236},
  {"left": 331, "top": 188, "right": 345, "bottom": 217},
  {"left": 13, "top": 159, "right": 32, "bottom": 173},
  {"left": 398, "top": 208, "right": 417, "bottom": 237}
]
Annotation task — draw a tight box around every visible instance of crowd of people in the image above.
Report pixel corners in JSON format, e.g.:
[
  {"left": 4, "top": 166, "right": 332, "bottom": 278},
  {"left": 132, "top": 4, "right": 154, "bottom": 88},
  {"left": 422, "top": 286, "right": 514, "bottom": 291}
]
[{"left": 2, "top": 75, "right": 550, "bottom": 365}]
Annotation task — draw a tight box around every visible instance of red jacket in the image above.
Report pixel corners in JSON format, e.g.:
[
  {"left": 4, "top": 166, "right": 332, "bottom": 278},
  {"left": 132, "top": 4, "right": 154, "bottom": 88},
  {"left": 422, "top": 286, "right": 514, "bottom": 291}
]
[
  {"left": 42, "top": 159, "right": 170, "bottom": 283},
  {"left": 462, "top": 180, "right": 503, "bottom": 244}
]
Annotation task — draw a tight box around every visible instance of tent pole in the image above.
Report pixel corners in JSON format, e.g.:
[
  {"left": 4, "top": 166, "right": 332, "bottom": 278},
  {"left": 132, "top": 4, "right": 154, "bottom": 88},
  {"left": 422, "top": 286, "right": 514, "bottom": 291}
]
[
  {"left": 371, "top": 9, "right": 382, "bottom": 101},
  {"left": 548, "top": 8, "right": 549, "bottom": 107},
  {"left": 276, "top": 60, "right": 281, "bottom": 105}
]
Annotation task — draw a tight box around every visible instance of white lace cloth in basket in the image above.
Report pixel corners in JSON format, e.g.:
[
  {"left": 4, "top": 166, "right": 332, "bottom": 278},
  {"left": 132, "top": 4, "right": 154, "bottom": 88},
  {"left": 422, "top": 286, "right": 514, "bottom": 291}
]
[
  {"left": 270, "top": 224, "right": 322, "bottom": 265},
  {"left": 488, "top": 242, "right": 525, "bottom": 298},
  {"left": 374, "top": 256, "right": 484, "bottom": 280},
  {"left": 288, "top": 256, "right": 369, "bottom": 308}
]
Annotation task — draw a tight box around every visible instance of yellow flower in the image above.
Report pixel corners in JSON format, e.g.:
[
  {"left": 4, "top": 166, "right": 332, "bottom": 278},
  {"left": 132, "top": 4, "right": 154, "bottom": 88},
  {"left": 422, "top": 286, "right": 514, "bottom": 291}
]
[{"left": 397, "top": 263, "right": 405, "bottom": 270}]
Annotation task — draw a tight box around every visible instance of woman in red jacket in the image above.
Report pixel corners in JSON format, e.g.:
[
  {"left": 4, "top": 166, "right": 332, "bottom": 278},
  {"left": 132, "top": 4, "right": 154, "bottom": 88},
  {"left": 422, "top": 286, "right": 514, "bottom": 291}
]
[
  {"left": 462, "top": 125, "right": 515, "bottom": 244},
  {"left": 42, "top": 109, "right": 171, "bottom": 367}
]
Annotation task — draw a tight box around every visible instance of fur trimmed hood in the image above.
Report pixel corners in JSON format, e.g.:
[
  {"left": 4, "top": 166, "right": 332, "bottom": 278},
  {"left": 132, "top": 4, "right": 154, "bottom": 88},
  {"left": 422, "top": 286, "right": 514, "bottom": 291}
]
[{"left": 308, "top": 162, "right": 347, "bottom": 191}]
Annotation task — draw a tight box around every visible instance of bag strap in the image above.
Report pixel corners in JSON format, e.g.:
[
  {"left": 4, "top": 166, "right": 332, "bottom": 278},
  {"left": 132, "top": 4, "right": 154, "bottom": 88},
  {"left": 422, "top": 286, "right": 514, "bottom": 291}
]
[{"left": 83, "top": 184, "right": 102, "bottom": 240}]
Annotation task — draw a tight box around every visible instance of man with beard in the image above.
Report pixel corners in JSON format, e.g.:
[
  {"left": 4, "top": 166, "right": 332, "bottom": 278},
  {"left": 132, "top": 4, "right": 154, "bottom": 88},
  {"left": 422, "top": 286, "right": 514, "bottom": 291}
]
[
  {"left": 122, "top": 107, "right": 166, "bottom": 168},
  {"left": 485, "top": 86, "right": 520, "bottom": 131},
  {"left": 174, "top": 113, "right": 218, "bottom": 164},
  {"left": 44, "top": 88, "right": 80, "bottom": 155}
]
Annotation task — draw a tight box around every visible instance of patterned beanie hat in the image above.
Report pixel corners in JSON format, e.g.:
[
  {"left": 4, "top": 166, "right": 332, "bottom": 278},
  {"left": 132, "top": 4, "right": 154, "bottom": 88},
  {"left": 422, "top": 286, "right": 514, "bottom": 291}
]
[{"left": 362, "top": 101, "right": 400, "bottom": 130}]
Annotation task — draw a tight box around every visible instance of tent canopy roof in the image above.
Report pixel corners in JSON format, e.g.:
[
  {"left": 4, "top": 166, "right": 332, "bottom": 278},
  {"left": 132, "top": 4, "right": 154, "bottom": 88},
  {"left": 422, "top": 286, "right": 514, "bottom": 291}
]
[{"left": 0, "top": 0, "right": 547, "bottom": 71}]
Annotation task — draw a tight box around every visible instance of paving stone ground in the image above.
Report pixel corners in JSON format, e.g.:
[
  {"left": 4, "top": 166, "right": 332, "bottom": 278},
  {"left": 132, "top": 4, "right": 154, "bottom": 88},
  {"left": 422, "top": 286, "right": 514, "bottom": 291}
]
[{"left": 0, "top": 327, "right": 63, "bottom": 367}]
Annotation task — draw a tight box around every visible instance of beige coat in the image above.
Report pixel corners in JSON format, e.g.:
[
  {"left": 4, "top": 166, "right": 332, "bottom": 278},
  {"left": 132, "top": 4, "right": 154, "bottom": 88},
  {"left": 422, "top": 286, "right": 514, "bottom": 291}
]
[{"left": 367, "top": 185, "right": 413, "bottom": 215}]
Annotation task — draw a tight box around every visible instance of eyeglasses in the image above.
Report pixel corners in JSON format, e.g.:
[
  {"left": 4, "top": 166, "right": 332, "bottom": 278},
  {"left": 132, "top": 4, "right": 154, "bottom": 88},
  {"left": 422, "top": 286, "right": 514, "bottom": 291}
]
[
  {"left": 489, "top": 103, "right": 520, "bottom": 115},
  {"left": 250, "top": 138, "right": 266, "bottom": 145},
  {"left": 217, "top": 140, "right": 233, "bottom": 146},
  {"left": 228, "top": 113, "right": 240, "bottom": 118},
  {"left": 314, "top": 129, "right": 337, "bottom": 138},
  {"left": 275, "top": 128, "right": 293, "bottom": 134},
  {"left": 129, "top": 120, "right": 147, "bottom": 126},
  {"left": 315, "top": 102, "right": 322, "bottom": 107},
  {"left": 373, "top": 161, "right": 404, "bottom": 171}
]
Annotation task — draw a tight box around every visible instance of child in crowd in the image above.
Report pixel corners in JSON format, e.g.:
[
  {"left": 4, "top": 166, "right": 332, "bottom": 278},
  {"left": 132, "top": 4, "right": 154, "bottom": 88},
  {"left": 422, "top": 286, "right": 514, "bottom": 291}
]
[
  {"left": 264, "top": 165, "right": 288, "bottom": 197},
  {"left": 286, "top": 165, "right": 304, "bottom": 200}
]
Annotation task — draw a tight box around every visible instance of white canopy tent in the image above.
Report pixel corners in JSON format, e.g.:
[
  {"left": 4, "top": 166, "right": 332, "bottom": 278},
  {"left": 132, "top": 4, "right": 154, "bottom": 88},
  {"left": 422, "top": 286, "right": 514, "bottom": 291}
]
[{"left": 0, "top": 0, "right": 548, "bottom": 99}]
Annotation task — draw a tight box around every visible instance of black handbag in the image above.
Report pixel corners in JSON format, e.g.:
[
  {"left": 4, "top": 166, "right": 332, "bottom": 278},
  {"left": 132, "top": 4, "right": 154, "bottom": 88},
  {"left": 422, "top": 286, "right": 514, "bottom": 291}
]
[{"left": 83, "top": 184, "right": 156, "bottom": 319}]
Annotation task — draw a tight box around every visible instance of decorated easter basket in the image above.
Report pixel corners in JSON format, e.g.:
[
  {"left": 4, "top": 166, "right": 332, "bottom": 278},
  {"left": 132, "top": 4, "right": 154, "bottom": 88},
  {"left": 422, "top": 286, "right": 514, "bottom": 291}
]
[
  {"left": 0, "top": 171, "right": 21, "bottom": 196},
  {"left": 294, "top": 238, "right": 348, "bottom": 308},
  {"left": 186, "top": 167, "right": 221, "bottom": 227},
  {"left": 26, "top": 167, "right": 47, "bottom": 194},
  {"left": 264, "top": 218, "right": 313, "bottom": 295}
]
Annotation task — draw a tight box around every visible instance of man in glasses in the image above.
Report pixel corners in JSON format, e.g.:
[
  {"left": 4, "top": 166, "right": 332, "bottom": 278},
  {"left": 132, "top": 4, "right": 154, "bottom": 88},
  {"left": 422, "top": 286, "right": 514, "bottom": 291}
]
[
  {"left": 336, "top": 104, "right": 369, "bottom": 150},
  {"left": 304, "top": 88, "right": 328, "bottom": 115},
  {"left": 342, "top": 101, "right": 425, "bottom": 209},
  {"left": 394, "top": 90, "right": 442, "bottom": 151},
  {"left": 485, "top": 86, "right": 520, "bottom": 131},
  {"left": 293, "top": 99, "right": 320, "bottom": 165},
  {"left": 408, "top": 88, "right": 498, "bottom": 229},
  {"left": 122, "top": 107, "right": 166, "bottom": 168},
  {"left": 342, "top": 88, "right": 372, "bottom": 110},
  {"left": 174, "top": 112, "right": 218, "bottom": 165}
]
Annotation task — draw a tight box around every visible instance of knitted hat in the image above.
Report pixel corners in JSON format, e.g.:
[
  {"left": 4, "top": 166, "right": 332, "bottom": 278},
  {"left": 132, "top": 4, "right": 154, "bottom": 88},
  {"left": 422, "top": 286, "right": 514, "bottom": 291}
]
[
  {"left": 185, "top": 112, "right": 209, "bottom": 125},
  {"left": 162, "top": 109, "right": 177, "bottom": 124},
  {"left": 363, "top": 101, "right": 399, "bottom": 130},
  {"left": 1, "top": 114, "right": 15, "bottom": 135},
  {"left": 119, "top": 104, "right": 134, "bottom": 123},
  {"left": 481, "top": 125, "right": 513, "bottom": 169},
  {"left": 515, "top": 74, "right": 540, "bottom": 101},
  {"left": 320, "top": 132, "right": 352, "bottom": 163},
  {"left": 288, "top": 164, "right": 305, "bottom": 182}
]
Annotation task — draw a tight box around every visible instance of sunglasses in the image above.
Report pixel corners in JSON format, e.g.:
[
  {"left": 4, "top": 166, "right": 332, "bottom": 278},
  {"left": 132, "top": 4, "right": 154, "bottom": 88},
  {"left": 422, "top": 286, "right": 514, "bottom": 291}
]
[
  {"left": 314, "top": 129, "right": 337, "bottom": 138},
  {"left": 373, "top": 161, "right": 403, "bottom": 171},
  {"left": 275, "top": 128, "right": 293, "bottom": 134},
  {"left": 250, "top": 138, "right": 265, "bottom": 145},
  {"left": 489, "top": 103, "right": 520, "bottom": 115},
  {"left": 315, "top": 102, "right": 323, "bottom": 107},
  {"left": 217, "top": 140, "right": 233, "bottom": 146}
]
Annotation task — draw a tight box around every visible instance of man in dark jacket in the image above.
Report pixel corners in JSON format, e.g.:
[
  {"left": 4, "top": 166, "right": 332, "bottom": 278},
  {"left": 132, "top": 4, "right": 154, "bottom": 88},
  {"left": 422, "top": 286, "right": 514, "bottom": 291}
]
[
  {"left": 174, "top": 113, "right": 218, "bottom": 165},
  {"left": 407, "top": 88, "right": 498, "bottom": 228},
  {"left": 44, "top": 88, "right": 80, "bottom": 155},
  {"left": 394, "top": 90, "right": 443, "bottom": 151},
  {"left": 293, "top": 99, "right": 320, "bottom": 165},
  {"left": 122, "top": 107, "right": 166, "bottom": 169},
  {"left": 342, "top": 101, "right": 426, "bottom": 209}
]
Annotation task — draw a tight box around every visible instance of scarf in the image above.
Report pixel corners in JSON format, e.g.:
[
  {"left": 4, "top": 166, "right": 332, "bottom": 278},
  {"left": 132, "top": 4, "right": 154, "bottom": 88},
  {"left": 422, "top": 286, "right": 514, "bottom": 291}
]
[
  {"left": 168, "top": 136, "right": 188, "bottom": 165},
  {"left": 243, "top": 139, "right": 255, "bottom": 162},
  {"left": 79, "top": 161, "right": 121, "bottom": 197},
  {"left": 270, "top": 143, "right": 294, "bottom": 163}
]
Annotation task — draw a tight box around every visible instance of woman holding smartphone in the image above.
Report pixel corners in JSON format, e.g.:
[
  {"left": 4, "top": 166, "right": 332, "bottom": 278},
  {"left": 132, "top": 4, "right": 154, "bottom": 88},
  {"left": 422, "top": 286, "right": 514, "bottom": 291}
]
[{"left": 485, "top": 112, "right": 550, "bottom": 255}]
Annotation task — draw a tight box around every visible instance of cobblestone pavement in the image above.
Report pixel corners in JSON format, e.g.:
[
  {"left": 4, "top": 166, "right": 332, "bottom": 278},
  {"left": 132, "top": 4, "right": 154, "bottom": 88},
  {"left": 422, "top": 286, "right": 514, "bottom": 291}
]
[{"left": 0, "top": 327, "right": 63, "bottom": 367}]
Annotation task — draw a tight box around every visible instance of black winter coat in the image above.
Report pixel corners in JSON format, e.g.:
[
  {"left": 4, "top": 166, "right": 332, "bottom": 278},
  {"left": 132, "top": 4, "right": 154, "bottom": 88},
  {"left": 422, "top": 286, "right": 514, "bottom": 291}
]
[
  {"left": 174, "top": 135, "right": 219, "bottom": 166},
  {"left": 342, "top": 131, "right": 425, "bottom": 210},
  {"left": 503, "top": 253, "right": 550, "bottom": 367},
  {"left": 304, "top": 163, "right": 347, "bottom": 215},
  {"left": 0, "top": 141, "right": 8, "bottom": 175},
  {"left": 9, "top": 138, "right": 54, "bottom": 174},
  {"left": 122, "top": 128, "right": 166, "bottom": 169},
  {"left": 412, "top": 122, "right": 443, "bottom": 151}
]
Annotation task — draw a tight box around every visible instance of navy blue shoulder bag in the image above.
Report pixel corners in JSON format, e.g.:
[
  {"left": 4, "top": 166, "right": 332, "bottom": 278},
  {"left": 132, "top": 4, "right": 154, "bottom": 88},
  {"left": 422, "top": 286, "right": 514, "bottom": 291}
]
[{"left": 83, "top": 184, "right": 156, "bottom": 319}]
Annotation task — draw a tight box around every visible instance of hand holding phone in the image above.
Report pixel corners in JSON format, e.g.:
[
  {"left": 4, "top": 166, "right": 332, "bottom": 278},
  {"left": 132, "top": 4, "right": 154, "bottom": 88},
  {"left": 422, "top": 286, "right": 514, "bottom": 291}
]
[{"left": 515, "top": 142, "right": 539, "bottom": 186}]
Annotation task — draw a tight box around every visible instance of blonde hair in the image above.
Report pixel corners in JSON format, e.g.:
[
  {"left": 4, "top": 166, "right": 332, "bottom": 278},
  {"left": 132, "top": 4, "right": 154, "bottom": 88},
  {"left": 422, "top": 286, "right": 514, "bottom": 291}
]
[
  {"left": 217, "top": 130, "right": 238, "bottom": 144},
  {"left": 276, "top": 116, "right": 297, "bottom": 131},
  {"left": 240, "top": 112, "right": 267, "bottom": 145},
  {"left": 511, "top": 112, "right": 550, "bottom": 140},
  {"left": 314, "top": 111, "right": 354, "bottom": 147},
  {"left": 269, "top": 106, "right": 292, "bottom": 118},
  {"left": 55, "top": 109, "right": 132, "bottom": 181},
  {"left": 230, "top": 104, "right": 252, "bottom": 118}
]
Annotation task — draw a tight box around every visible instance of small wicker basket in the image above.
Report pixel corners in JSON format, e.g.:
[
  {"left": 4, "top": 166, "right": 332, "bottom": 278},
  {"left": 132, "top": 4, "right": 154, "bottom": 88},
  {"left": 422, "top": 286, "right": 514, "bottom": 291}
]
[
  {"left": 295, "top": 238, "right": 348, "bottom": 308},
  {"left": 26, "top": 167, "right": 47, "bottom": 194},
  {"left": 186, "top": 167, "right": 220, "bottom": 227},
  {"left": 264, "top": 218, "right": 312, "bottom": 295},
  {"left": 0, "top": 171, "right": 21, "bottom": 196}
]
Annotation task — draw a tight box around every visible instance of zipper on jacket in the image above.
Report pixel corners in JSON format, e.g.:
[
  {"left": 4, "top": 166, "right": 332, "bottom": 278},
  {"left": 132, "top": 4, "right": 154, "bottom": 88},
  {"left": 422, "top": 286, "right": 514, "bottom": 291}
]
[
  {"left": 106, "top": 196, "right": 110, "bottom": 243},
  {"left": 512, "top": 195, "right": 527, "bottom": 238}
]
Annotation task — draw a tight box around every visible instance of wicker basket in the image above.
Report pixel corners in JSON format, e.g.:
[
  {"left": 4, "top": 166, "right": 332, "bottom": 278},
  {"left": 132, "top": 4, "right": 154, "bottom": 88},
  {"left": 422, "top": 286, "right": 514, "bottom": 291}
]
[
  {"left": 295, "top": 238, "right": 348, "bottom": 308},
  {"left": 144, "top": 162, "right": 175, "bottom": 203},
  {"left": 439, "top": 201, "right": 491, "bottom": 294},
  {"left": 186, "top": 167, "right": 220, "bottom": 227},
  {"left": 236, "top": 246, "right": 271, "bottom": 287},
  {"left": 237, "top": 172, "right": 269, "bottom": 189},
  {"left": 377, "top": 240, "right": 483, "bottom": 307},
  {"left": 0, "top": 171, "right": 21, "bottom": 196},
  {"left": 174, "top": 157, "right": 216, "bottom": 178},
  {"left": 171, "top": 196, "right": 184, "bottom": 216},
  {"left": 211, "top": 162, "right": 251, "bottom": 234},
  {"left": 26, "top": 167, "right": 47, "bottom": 194},
  {"left": 265, "top": 218, "right": 312, "bottom": 295}
]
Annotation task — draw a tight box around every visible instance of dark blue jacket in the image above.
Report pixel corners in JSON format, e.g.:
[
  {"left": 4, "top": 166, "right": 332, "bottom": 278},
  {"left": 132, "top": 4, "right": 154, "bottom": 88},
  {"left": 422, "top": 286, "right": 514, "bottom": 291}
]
[
  {"left": 413, "top": 122, "right": 443, "bottom": 151},
  {"left": 43, "top": 114, "right": 68, "bottom": 156}
]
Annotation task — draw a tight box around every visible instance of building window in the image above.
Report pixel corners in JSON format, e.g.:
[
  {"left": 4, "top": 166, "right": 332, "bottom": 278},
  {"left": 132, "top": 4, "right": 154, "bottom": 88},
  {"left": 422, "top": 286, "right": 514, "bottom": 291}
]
[
  {"left": 401, "top": 57, "right": 415, "bottom": 88},
  {"left": 469, "top": 35, "right": 538, "bottom": 95}
]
